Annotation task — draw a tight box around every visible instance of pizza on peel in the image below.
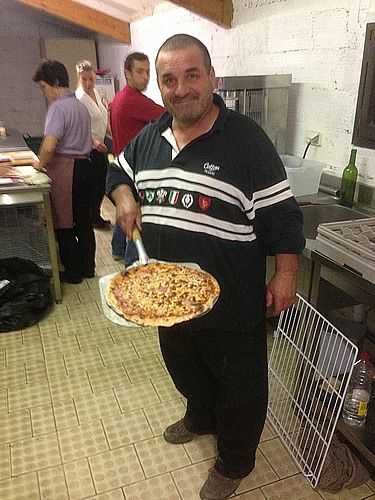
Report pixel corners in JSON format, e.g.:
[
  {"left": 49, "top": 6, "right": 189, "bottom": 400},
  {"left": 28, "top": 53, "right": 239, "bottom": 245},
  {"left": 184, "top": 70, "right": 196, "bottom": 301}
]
[{"left": 106, "top": 262, "right": 220, "bottom": 327}]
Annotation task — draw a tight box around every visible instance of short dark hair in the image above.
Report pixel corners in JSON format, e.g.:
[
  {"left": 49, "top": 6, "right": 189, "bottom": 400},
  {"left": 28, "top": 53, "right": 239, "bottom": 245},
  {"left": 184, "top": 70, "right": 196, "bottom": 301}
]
[
  {"left": 156, "top": 34, "right": 212, "bottom": 73},
  {"left": 124, "top": 52, "right": 149, "bottom": 72},
  {"left": 33, "top": 59, "right": 70, "bottom": 87}
]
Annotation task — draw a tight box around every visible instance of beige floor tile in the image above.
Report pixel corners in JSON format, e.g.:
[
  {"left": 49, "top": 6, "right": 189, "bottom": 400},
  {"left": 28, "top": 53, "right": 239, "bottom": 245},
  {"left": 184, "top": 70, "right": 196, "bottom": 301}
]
[
  {"left": 0, "top": 388, "right": 7, "bottom": 414},
  {"left": 98, "top": 342, "right": 139, "bottom": 365},
  {"left": 8, "top": 380, "right": 51, "bottom": 412},
  {"left": 135, "top": 435, "right": 191, "bottom": 478},
  {"left": 236, "top": 490, "right": 267, "bottom": 499},
  {"left": 86, "top": 313, "right": 118, "bottom": 332},
  {"left": 236, "top": 449, "right": 280, "bottom": 494},
  {"left": 115, "top": 379, "right": 160, "bottom": 413},
  {"left": 142, "top": 326, "right": 159, "bottom": 337},
  {"left": 11, "top": 432, "right": 61, "bottom": 474},
  {"left": 123, "top": 473, "right": 181, "bottom": 499},
  {"left": 38, "top": 464, "right": 69, "bottom": 500},
  {"left": 75, "top": 328, "right": 115, "bottom": 351},
  {"left": 259, "top": 437, "right": 300, "bottom": 479},
  {"left": 151, "top": 374, "right": 183, "bottom": 402},
  {"left": 64, "top": 458, "right": 96, "bottom": 499},
  {"left": 89, "top": 446, "right": 144, "bottom": 493},
  {"left": 108, "top": 324, "right": 145, "bottom": 344},
  {"left": 49, "top": 371, "right": 92, "bottom": 401},
  {"left": 6, "top": 344, "right": 44, "bottom": 364},
  {"left": 42, "top": 304, "right": 70, "bottom": 322},
  {"left": 74, "top": 388, "right": 121, "bottom": 424},
  {"left": 131, "top": 335, "right": 162, "bottom": 358},
  {"left": 260, "top": 473, "right": 323, "bottom": 499},
  {"left": 55, "top": 317, "right": 91, "bottom": 336},
  {"left": 123, "top": 355, "right": 167, "bottom": 383},
  {"left": 52, "top": 398, "right": 80, "bottom": 432},
  {"left": 143, "top": 398, "right": 187, "bottom": 436},
  {"left": 0, "top": 197, "right": 372, "bottom": 500},
  {"left": 103, "top": 409, "right": 153, "bottom": 448},
  {"left": 183, "top": 434, "right": 218, "bottom": 463},
  {"left": 30, "top": 403, "right": 56, "bottom": 436},
  {"left": 171, "top": 459, "right": 215, "bottom": 499},
  {"left": 0, "top": 409, "right": 31, "bottom": 444},
  {"left": 58, "top": 420, "right": 109, "bottom": 462},
  {"left": 87, "top": 362, "right": 131, "bottom": 393},
  {"left": 44, "top": 353, "right": 68, "bottom": 379},
  {"left": 63, "top": 348, "right": 104, "bottom": 374},
  {"left": 38, "top": 321, "right": 59, "bottom": 336},
  {"left": 42, "top": 334, "right": 80, "bottom": 355},
  {"left": 76, "top": 288, "right": 101, "bottom": 305},
  {"left": 0, "top": 330, "right": 22, "bottom": 347},
  {"left": 0, "top": 471, "right": 40, "bottom": 499},
  {"left": 261, "top": 420, "right": 277, "bottom": 441},
  {"left": 318, "top": 482, "right": 375, "bottom": 499},
  {"left": 0, "top": 347, "right": 5, "bottom": 369},
  {"left": 25, "top": 359, "right": 48, "bottom": 384},
  {"left": 87, "top": 489, "right": 125, "bottom": 500},
  {"left": 0, "top": 443, "right": 11, "bottom": 480}
]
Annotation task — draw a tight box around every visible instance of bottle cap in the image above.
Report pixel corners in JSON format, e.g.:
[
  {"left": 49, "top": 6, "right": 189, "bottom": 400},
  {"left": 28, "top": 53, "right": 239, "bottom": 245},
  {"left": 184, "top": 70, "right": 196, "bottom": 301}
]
[{"left": 361, "top": 352, "right": 370, "bottom": 360}]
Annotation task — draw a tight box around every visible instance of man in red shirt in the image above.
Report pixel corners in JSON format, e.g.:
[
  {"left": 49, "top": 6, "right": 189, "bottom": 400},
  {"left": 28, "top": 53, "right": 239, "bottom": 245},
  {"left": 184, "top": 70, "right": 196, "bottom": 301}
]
[
  {"left": 109, "top": 52, "right": 164, "bottom": 260},
  {"left": 110, "top": 52, "right": 164, "bottom": 156}
]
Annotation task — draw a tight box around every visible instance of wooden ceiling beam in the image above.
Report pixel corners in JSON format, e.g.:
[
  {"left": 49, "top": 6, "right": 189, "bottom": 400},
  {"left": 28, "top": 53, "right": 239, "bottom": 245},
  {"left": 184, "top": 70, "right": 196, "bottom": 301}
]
[
  {"left": 169, "top": 0, "right": 233, "bottom": 28},
  {"left": 16, "top": 0, "right": 131, "bottom": 43}
]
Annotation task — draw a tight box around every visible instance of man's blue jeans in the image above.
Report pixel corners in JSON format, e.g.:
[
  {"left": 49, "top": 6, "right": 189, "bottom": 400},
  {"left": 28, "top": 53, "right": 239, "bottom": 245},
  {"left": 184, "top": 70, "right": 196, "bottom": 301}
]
[{"left": 111, "top": 222, "right": 137, "bottom": 266}]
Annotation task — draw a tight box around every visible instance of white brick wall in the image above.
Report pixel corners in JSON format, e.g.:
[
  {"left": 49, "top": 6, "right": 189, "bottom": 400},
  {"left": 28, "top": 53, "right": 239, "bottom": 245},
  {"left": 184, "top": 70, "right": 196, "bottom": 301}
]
[
  {"left": 96, "top": 0, "right": 375, "bottom": 181},
  {"left": 2, "top": 0, "right": 375, "bottom": 182}
]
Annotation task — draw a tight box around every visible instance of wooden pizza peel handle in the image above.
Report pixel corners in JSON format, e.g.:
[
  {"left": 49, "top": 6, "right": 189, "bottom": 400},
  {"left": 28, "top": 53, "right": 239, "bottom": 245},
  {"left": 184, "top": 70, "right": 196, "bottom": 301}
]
[{"left": 132, "top": 226, "right": 149, "bottom": 265}]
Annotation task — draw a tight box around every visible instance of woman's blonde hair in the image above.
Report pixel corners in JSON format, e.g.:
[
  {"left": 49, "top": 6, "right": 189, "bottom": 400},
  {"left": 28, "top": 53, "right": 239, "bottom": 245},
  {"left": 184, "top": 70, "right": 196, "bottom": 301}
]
[{"left": 76, "top": 60, "right": 95, "bottom": 74}]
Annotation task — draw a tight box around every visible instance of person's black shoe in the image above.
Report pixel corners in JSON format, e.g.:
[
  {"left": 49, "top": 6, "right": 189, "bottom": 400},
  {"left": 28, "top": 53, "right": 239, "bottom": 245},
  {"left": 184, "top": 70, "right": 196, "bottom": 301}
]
[
  {"left": 60, "top": 272, "right": 82, "bottom": 284},
  {"left": 83, "top": 271, "right": 95, "bottom": 278},
  {"left": 163, "top": 419, "right": 198, "bottom": 444},
  {"left": 199, "top": 468, "right": 242, "bottom": 500}
]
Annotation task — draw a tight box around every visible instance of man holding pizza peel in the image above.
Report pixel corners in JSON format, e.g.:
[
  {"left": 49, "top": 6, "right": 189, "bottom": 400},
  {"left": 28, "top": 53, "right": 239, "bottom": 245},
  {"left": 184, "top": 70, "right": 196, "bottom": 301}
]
[{"left": 107, "top": 34, "right": 305, "bottom": 500}]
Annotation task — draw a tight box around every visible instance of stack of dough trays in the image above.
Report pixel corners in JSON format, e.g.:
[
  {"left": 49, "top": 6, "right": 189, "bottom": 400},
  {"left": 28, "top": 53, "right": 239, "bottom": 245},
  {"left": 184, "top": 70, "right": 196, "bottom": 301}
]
[{"left": 315, "top": 217, "right": 375, "bottom": 284}]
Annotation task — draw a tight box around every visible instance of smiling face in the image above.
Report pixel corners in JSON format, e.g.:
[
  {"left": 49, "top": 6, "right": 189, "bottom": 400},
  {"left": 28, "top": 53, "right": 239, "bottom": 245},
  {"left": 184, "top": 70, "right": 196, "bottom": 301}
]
[
  {"left": 125, "top": 59, "right": 150, "bottom": 92},
  {"left": 77, "top": 69, "right": 96, "bottom": 94},
  {"left": 156, "top": 44, "right": 215, "bottom": 127}
]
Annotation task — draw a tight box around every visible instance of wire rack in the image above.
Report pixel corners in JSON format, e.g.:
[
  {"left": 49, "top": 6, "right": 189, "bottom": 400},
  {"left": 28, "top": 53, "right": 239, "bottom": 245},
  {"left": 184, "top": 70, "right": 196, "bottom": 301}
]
[
  {"left": 0, "top": 204, "right": 51, "bottom": 270},
  {"left": 245, "top": 89, "right": 264, "bottom": 126},
  {"left": 267, "top": 294, "right": 358, "bottom": 488}
]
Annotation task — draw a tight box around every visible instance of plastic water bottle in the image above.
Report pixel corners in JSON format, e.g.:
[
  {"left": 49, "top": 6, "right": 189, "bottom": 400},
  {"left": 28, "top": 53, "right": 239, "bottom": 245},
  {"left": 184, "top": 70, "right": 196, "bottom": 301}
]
[{"left": 342, "top": 352, "right": 374, "bottom": 428}]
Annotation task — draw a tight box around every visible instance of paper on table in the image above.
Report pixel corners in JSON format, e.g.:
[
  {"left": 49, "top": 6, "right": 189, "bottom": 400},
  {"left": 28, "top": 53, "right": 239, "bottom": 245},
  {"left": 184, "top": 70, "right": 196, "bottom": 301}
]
[{"left": 13, "top": 166, "right": 37, "bottom": 176}]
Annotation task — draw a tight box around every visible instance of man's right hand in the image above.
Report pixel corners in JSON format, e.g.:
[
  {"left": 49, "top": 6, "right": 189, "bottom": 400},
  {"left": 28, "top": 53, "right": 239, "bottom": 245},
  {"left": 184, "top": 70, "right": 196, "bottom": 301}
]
[{"left": 111, "top": 184, "right": 142, "bottom": 239}]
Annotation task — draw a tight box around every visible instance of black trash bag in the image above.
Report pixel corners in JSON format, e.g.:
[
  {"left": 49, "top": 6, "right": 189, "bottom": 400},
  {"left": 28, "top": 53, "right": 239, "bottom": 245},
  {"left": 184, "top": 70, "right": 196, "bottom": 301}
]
[{"left": 0, "top": 257, "right": 52, "bottom": 332}]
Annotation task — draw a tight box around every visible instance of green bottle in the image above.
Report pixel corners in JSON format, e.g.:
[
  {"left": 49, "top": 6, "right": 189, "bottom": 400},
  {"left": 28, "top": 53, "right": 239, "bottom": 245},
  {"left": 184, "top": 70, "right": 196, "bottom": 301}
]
[{"left": 339, "top": 149, "right": 358, "bottom": 208}]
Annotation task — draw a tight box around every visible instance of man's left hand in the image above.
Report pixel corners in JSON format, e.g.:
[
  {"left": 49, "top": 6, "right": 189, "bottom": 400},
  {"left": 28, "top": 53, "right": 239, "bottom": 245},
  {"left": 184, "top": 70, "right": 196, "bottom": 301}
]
[{"left": 266, "top": 254, "right": 298, "bottom": 315}]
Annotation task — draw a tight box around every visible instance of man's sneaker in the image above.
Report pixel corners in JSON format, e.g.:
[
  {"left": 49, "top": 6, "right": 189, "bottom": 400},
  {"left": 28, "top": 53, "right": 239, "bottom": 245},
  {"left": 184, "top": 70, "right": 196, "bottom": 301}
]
[
  {"left": 163, "top": 419, "right": 198, "bottom": 444},
  {"left": 199, "top": 467, "right": 242, "bottom": 500}
]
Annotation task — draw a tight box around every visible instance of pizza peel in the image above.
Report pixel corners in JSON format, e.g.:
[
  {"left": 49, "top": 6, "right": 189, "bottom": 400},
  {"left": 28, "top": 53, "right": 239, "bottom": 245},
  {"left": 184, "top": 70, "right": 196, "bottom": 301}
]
[
  {"left": 99, "top": 226, "right": 202, "bottom": 326},
  {"left": 128, "top": 226, "right": 148, "bottom": 267}
]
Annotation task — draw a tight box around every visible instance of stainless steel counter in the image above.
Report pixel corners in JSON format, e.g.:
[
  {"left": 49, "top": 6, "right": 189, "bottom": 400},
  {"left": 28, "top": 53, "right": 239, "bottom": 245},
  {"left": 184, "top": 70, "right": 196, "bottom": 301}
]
[
  {"left": 0, "top": 129, "right": 29, "bottom": 152},
  {"left": 296, "top": 192, "right": 375, "bottom": 466}
]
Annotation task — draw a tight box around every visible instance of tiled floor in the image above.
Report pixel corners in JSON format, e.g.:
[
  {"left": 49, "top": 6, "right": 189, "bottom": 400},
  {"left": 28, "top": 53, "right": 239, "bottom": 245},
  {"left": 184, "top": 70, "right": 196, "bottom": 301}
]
[{"left": 0, "top": 197, "right": 374, "bottom": 499}]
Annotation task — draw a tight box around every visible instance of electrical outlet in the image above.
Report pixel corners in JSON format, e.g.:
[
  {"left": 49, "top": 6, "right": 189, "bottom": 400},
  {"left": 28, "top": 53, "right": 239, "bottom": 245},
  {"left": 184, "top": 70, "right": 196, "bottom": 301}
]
[{"left": 305, "top": 130, "right": 322, "bottom": 146}]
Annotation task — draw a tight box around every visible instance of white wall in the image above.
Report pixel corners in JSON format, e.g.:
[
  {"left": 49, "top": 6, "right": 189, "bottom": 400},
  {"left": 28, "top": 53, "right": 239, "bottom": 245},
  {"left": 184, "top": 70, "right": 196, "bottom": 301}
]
[
  {"left": 97, "top": 0, "right": 375, "bottom": 185},
  {"left": 2, "top": 0, "right": 375, "bottom": 184},
  {"left": 0, "top": 0, "right": 102, "bottom": 136}
]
